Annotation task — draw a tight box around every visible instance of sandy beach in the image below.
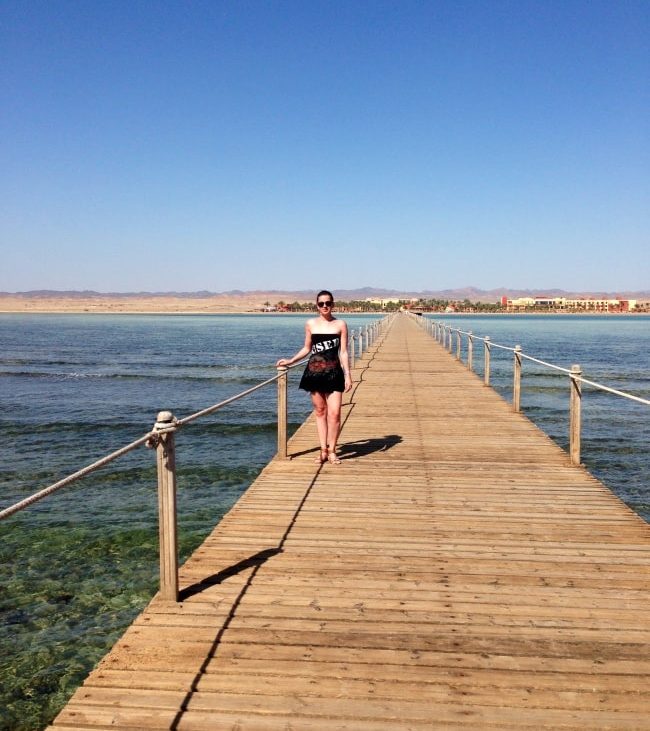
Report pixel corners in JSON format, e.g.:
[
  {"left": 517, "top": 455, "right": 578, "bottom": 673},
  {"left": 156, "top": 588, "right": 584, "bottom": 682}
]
[{"left": 0, "top": 292, "right": 307, "bottom": 314}]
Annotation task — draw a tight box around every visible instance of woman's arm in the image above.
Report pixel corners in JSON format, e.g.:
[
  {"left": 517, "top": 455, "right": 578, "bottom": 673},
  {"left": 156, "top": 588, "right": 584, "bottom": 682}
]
[
  {"left": 276, "top": 322, "right": 312, "bottom": 367},
  {"left": 338, "top": 321, "right": 352, "bottom": 392}
]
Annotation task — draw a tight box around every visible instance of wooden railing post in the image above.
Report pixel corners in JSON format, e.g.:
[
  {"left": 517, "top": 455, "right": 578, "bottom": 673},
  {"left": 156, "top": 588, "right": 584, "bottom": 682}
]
[
  {"left": 468, "top": 332, "right": 474, "bottom": 371},
  {"left": 448, "top": 327, "right": 453, "bottom": 353},
  {"left": 357, "top": 329, "right": 363, "bottom": 359},
  {"left": 153, "top": 410, "right": 179, "bottom": 602},
  {"left": 456, "top": 330, "right": 461, "bottom": 360},
  {"left": 484, "top": 337, "right": 491, "bottom": 386},
  {"left": 277, "top": 366, "right": 288, "bottom": 459},
  {"left": 513, "top": 345, "right": 522, "bottom": 412},
  {"left": 570, "top": 364, "right": 582, "bottom": 466},
  {"left": 349, "top": 330, "right": 356, "bottom": 370}
]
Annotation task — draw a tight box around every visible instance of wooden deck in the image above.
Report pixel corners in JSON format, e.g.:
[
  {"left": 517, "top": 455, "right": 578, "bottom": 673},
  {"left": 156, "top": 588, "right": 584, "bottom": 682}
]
[{"left": 49, "top": 313, "right": 650, "bottom": 730}]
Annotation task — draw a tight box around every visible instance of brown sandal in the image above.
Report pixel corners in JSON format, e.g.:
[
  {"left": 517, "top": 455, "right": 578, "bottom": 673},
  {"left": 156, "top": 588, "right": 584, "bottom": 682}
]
[
  {"left": 314, "top": 449, "right": 328, "bottom": 464},
  {"left": 327, "top": 452, "right": 341, "bottom": 465}
]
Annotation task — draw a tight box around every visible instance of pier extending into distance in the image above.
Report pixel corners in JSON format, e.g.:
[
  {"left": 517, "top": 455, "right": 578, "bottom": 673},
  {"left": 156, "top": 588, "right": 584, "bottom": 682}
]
[{"left": 44, "top": 313, "right": 650, "bottom": 729}]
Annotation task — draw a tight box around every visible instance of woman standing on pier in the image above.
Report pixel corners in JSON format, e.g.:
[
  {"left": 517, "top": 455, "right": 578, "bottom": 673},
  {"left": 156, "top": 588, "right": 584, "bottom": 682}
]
[{"left": 276, "top": 290, "right": 352, "bottom": 464}]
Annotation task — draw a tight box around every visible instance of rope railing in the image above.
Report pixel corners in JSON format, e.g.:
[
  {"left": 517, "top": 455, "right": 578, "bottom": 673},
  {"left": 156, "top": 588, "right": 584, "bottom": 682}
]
[
  {"left": 1, "top": 313, "right": 393, "bottom": 602},
  {"left": 0, "top": 368, "right": 305, "bottom": 525},
  {"left": 0, "top": 433, "right": 153, "bottom": 522},
  {"left": 410, "top": 312, "right": 649, "bottom": 468},
  {"left": 519, "top": 353, "right": 575, "bottom": 375},
  {"left": 577, "top": 377, "right": 650, "bottom": 407},
  {"left": 177, "top": 371, "right": 287, "bottom": 428},
  {"left": 417, "top": 314, "right": 650, "bottom": 402}
]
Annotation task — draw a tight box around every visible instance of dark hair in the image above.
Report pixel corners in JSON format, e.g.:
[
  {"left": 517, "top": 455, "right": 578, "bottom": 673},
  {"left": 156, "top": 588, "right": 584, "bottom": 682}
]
[{"left": 316, "top": 290, "right": 334, "bottom": 302}]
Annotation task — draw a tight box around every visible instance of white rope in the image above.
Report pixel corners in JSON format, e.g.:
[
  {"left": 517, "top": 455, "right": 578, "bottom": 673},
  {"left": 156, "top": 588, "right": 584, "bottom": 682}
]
[
  {"left": 177, "top": 372, "right": 283, "bottom": 427},
  {"left": 578, "top": 377, "right": 650, "bottom": 406},
  {"left": 519, "top": 353, "right": 574, "bottom": 375},
  {"left": 0, "top": 433, "right": 153, "bottom": 522},
  {"left": 487, "top": 341, "right": 516, "bottom": 353}
]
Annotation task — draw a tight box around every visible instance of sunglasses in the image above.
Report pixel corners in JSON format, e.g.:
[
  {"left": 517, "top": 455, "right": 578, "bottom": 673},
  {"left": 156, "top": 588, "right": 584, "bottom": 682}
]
[{"left": 317, "top": 300, "right": 334, "bottom": 308}]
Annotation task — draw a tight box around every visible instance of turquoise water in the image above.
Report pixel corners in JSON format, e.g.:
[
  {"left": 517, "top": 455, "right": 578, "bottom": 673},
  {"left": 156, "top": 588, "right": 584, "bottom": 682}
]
[{"left": 1, "top": 312, "right": 648, "bottom": 730}]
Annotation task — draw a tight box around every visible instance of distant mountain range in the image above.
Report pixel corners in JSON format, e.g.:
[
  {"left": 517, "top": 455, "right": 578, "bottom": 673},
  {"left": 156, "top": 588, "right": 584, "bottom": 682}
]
[{"left": 3, "top": 287, "right": 648, "bottom": 302}]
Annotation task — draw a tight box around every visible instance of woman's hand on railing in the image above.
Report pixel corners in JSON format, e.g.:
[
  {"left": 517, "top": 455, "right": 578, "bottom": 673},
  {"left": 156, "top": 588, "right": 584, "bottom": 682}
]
[{"left": 276, "top": 357, "right": 307, "bottom": 370}]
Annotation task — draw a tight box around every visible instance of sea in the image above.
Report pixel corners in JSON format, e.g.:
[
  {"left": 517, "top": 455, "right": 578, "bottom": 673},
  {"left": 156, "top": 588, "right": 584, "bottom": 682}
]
[{"left": 0, "top": 312, "right": 648, "bottom": 730}]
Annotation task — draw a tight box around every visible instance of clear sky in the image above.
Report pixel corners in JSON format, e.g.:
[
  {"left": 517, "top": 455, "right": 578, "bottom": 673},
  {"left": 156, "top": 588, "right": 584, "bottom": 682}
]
[{"left": 1, "top": 0, "right": 648, "bottom": 293}]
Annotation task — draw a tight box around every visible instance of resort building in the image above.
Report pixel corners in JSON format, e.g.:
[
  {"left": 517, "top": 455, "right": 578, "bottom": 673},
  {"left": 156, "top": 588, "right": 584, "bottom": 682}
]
[
  {"left": 366, "top": 297, "right": 412, "bottom": 308},
  {"left": 501, "top": 296, "right": 637, "bottom": 312}
]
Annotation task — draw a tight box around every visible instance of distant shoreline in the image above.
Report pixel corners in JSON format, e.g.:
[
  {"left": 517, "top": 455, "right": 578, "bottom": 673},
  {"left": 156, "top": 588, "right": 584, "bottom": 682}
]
[
  {"left": 0, "top": 308, "right": 644, "bottom": 317},
  {"left": 0, "top": 294, "right": 646, "bottom": 316}
]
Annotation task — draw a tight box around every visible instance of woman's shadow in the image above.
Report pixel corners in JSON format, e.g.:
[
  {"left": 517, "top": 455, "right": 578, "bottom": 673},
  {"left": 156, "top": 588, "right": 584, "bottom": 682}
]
[{"left": 337, "top": 434, "right": 402, "bottom": 460}]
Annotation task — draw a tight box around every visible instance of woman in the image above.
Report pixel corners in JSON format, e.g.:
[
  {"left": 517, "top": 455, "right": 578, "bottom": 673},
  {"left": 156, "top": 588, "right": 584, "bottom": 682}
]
[{"left": 276, "top": 290, "right": 352, "bottom": 464}]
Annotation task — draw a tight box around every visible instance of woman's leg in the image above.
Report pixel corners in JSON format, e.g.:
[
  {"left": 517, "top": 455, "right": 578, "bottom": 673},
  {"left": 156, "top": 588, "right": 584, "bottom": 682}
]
[
  {"left": 311, "top": 392, "right": 329, "bottom": 460},
  {"left": 325, "top": 391, "right": 342, "bottom": 460}
]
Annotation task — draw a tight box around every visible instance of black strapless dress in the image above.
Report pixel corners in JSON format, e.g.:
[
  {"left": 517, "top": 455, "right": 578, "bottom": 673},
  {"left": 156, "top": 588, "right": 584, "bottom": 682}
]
[{"left": 299, "top": 333, "right": 345, "bottom": 393}]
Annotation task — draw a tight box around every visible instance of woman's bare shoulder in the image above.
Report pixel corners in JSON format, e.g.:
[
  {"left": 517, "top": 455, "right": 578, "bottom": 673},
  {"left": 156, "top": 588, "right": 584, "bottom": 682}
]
[{"left": 305, "top": 317, "right": 320, "bottom": 330}]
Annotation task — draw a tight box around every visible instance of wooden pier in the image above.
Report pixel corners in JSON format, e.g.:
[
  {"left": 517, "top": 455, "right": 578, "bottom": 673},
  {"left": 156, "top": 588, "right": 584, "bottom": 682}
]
[{"left": 49, "top": 313, "right": 650, "bottom": 730}]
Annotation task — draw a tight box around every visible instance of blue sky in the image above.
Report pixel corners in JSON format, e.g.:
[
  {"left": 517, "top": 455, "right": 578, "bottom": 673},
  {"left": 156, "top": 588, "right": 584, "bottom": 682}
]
[{"left": 1, "top": 0, "right": 648, "bottom": 293}]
